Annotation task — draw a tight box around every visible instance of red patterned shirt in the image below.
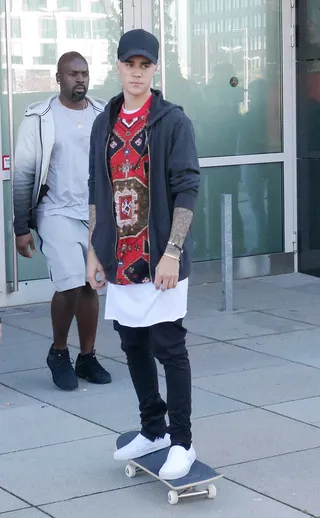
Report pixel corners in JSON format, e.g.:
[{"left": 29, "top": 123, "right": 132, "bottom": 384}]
[{"left": 108, "top": 96, "right": 152, "bottom": 285}]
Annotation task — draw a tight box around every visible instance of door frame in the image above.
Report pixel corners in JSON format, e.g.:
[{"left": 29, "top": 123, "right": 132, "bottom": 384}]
[
  {"left": 0, "top": 0, "right": 297, "bottom": 307},
  {"left": 0, "top": 104, "right": 6, "bottom": 298},
  {"left": 282, "top": 0, "right": 297, "bottom": 266}
]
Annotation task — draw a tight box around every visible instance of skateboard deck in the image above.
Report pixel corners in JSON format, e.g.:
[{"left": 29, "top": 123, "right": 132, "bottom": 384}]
[{"left": 116, "top": 431, "right": 223, "bottom": 505}]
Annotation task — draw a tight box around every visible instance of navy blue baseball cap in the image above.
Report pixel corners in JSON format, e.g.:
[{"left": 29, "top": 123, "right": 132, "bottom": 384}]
[{"left": 117, "top": 29, "right": 159, "bottom": 65}]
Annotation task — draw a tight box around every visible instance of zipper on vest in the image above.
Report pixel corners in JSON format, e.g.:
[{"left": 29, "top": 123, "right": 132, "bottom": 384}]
[{"left": 105, "top": 135, "right": 118, "bottom": 266}]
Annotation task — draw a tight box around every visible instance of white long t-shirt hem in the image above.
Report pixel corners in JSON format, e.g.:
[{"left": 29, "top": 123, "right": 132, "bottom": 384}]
[{"left": 104, "top": 279, "right": 188, "bottom": 328}]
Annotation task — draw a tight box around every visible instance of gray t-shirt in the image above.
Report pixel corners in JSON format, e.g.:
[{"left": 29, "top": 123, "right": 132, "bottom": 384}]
[{"left": 37, "top": 97, "right": 96, "bottom": 220}]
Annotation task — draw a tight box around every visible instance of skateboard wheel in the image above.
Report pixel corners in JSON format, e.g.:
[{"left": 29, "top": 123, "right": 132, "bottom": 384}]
[
  {"left": 207, "top": 484, "right": 217, "bottom": 499},
  {"left": 125, "top": 464, "right": 136, "bottom": 478},
  {"left": 168, "top": 490, "right": 179, "bottom": 505}
]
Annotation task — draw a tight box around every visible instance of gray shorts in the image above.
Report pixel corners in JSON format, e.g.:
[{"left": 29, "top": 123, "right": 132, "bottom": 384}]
[{"left": 37, "top": 214, "right": 89, "bottom": 292}]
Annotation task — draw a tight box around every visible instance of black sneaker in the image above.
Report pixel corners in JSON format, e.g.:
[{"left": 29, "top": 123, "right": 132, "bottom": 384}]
[
  {"left": 47, "top": 347, "right": 78, "bottom": 391},
  {"left": 75, "top": 350, "right": 112, "bottom": 384}
]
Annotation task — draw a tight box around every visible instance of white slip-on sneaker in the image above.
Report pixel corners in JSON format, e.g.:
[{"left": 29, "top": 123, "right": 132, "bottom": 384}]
[
  {"left": 114, "top": 433, "right": 171, "bottom": 461},
  {"left": 159, "top": 444, "right": 196, "bottom": 480}
]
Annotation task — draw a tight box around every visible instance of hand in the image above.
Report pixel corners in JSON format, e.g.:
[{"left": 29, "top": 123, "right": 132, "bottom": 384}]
[
  {"left": 16, "top": 233, "right": 35, "bottom": 258},
  {"left": 86, "top": 249, "right": 107, "bottom": 290},
  {"left": 154, "top": 255, "right": 179, "bottom": 291}
]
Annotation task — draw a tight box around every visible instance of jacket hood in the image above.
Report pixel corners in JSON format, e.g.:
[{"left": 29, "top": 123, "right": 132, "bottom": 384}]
[
  {"left": 104, "top": 89, "right": 183, "bottom": 128},
  {"left": 25, "top": 94, "right": 107, "bottom": 116}
]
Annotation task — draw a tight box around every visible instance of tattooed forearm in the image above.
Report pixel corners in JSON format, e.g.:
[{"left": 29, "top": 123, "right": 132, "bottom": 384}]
[
  {"left": 88, "top": 204, "right": 96, "bottom": 251},
  {"left": 165, "top": 207, "right": 193, "bottom": 259}
]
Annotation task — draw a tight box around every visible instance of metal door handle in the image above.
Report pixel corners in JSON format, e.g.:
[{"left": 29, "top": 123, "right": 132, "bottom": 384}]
[{"left": 4, "top": 0, "right": 18, "bottom": 292}]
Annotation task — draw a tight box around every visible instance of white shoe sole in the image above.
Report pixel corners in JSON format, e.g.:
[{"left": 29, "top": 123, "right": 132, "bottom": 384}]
[
  {"left": 114, "top": 434, "right": 171, "bottom": 461},
  {"left": 159, "top": 451, "right": 196, "bottom": 480}
]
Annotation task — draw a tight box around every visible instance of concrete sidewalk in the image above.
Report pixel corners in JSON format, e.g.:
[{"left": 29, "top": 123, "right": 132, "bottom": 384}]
[{"left": 1, "top": 273, "right": 320, "bottom": 517}]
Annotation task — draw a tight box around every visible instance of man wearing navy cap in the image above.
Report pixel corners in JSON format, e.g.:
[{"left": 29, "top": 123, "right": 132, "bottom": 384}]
[{"left": 87, "top": 29, "right": 200, "bottom": 480}]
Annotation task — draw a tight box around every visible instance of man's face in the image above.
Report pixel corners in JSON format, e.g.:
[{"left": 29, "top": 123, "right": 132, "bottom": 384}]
[
  {"left": 117, "top": 56, "right": 157, "bottom": 97},
  {"left": 56, "top": 58, "right": 89, "bottom": 102}
]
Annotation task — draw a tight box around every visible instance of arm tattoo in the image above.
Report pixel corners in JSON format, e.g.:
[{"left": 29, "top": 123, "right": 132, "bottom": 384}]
[
  {"left": 88, "top": 204, "right": 96, "bottom": 251},
  {"left": 165, "top": 207, "right": 193, "bottom": 259}
]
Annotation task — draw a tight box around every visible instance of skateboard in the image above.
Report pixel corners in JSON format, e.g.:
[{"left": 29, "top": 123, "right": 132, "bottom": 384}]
[{"left": 116, "top": 431, "right": 223, "bottom": 505}]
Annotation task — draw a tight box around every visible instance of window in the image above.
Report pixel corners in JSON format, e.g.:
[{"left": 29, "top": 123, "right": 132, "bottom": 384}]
[
  {"left": 39, "top": 17, "right": 57, "bottom": 38},
  {"left": 91, "top": 0, "right": 105, "bottom": 13},
  {"left": 193, "top": 164, "right": 283, "bottom": 261},
  {"left": 152, "top": 0, "right": 282, "bottom": 157},
  {"left": 33, "top": 42, "right": 57, "bottom": 64},
  {"left": 92, "top": 18, "right": 108, "bottom": 39},
  {"left": 12, "top": 18, "right": 21, "bottom": 38},
  {"left": 66, "top": 19, "right": 91, "bottom": 38},
  {"left": 57, "top": 0, "right": 80, "bottom": 11},
  {"left": 23, "top": 0, "right": 46, "bottom": 10},
  {"left": 12, "top": 42, "right": 23, "bottom": 64}
]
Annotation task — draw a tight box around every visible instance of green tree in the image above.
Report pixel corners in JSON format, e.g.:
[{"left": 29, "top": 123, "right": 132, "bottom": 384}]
[{"left": 98, "top": 0, "right": 121, "bottom": 98}]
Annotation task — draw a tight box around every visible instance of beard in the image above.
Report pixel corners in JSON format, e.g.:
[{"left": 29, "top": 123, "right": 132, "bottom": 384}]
[{"left": 71, "top": 87, "right": 87, "bottom": 101}]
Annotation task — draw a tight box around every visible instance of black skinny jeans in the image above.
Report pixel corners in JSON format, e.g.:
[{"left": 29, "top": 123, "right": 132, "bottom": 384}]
[{"left": 114, "top": 319, "right": 192, "bottom": 449}]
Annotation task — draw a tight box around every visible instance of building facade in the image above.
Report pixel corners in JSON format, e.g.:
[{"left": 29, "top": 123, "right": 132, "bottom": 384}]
[{"left": 0, "top": 0, "right": 307, "bottom": 306}]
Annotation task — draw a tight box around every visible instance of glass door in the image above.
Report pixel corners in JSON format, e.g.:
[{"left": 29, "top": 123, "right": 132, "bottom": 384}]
[
  {"left": 0, "top": 0, "right": 297, "bottom": 303},
  {"left": 0, "top": 0, "right": 131, "bottom": 299},
  {"left": 139, "top": 0, "right": 297, "bottom": 270}
]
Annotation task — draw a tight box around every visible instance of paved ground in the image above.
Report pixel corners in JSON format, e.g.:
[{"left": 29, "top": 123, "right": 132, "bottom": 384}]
[{"left": 1, "top": 273, "right": 320, "bottom": 517}]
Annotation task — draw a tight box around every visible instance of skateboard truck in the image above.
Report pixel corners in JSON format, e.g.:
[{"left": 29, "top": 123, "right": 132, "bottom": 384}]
[
  {"left": 125, "top": 462, "right": 218, "bottom": 505},
  {"left": 167, "top": 484, "right": 217, "bottom": 505}
]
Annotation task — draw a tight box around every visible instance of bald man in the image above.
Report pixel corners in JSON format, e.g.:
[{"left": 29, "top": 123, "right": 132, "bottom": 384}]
[{"left": 13, "top": 52, "right": 111, "bottom": 390}]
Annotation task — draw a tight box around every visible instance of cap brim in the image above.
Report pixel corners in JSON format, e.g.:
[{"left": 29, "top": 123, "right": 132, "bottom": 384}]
[{"left": 119, "top": 49, "right": 158, "bottom": 65}]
